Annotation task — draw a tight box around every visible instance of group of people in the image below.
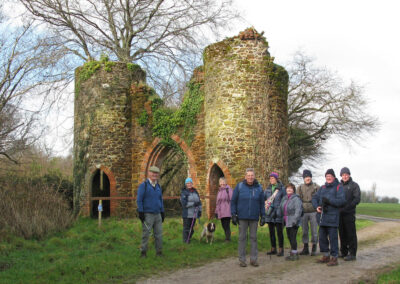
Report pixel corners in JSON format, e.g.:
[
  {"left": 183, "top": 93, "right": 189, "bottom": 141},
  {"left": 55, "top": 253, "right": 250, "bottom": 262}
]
[{"left": 136, "top": 165, "right": 361, "bottom": 268}]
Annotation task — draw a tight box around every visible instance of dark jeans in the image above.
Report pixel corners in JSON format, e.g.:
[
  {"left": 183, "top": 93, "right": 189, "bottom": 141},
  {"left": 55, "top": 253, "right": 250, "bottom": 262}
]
[
  {"left": 183, "top": 218, "right": 196, "bottom": 243},
  {"left": 220, "top": 217, "right": 231, "bottom": 240},
  {"left": 268, "top": 222, "right": 284, "bottom": 248},
  {"left": 319, "top": 225, "right": 339, "bottom": 257},
  {"left": 286, "top": 226, "right": 299, "bottom": 251},
  {"left": 339, "top": 213, "right": 357, "bottom": 256}
]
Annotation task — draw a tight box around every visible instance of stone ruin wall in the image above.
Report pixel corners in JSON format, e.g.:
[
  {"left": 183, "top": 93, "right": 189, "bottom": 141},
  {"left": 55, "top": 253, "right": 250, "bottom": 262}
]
[
  {"left": 73, "top": 63, "right": 146, "bottom": 216},
  {"left": 73, "top": 29, "right": 288, "bottom": 217},
  {"left": 203, "top": 31, "right": 288, "bottom": 188}
]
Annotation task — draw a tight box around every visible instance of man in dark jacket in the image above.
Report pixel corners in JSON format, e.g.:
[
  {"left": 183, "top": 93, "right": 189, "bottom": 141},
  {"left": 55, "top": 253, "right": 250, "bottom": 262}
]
[
  {"left": 137, "top": 166, "right": 165, "bottom": 257},
  {"left": 297, "top": 169, "right": 319, "bottom": 256},
  {"left": 231, "top": 168, "right": 266, "bottom": 267},
  {"left": 312, "top": 169, "right": 346, "bottom": 266},
  {"left": 339, "top": 167, "right": 361, "bottom": 261}
]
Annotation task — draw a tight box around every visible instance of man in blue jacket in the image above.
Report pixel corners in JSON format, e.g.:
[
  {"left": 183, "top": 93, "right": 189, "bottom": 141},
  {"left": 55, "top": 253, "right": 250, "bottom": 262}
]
[
  {"left": 231, "top": 168, "right": 266, "bottom": 267},
  {"left": 312, "top": 169, "right": 346, "bottom": 266},
  {"left": 137, "top": 166, "right": 165, "bottom": 257}
]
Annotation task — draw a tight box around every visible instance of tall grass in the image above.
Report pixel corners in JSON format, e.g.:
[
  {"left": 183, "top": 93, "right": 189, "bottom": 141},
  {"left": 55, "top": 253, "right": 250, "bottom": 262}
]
[{"left": 0, "top": 180, "right": 75, "bottom": 240}]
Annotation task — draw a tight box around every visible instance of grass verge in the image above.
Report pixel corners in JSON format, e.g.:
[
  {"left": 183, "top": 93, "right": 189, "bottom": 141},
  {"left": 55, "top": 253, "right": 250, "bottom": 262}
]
[
  {"left": 357, "top": 203, "right": 400, "bottom": 219},
  {"left": 0, "top": 217, "right": 374, "bottom": 283}
]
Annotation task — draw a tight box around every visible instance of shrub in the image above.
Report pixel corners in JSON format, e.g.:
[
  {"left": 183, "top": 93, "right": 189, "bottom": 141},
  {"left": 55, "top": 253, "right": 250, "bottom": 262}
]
[{"left": 0, "top": 180, "right": 75, "bottom": 240}]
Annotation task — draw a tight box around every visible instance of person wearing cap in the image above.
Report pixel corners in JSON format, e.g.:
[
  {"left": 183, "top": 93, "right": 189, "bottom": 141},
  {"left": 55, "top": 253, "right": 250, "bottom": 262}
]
[
  {"left": 231, "top": 168, "right": 265, "bottom": 267},
  {"left": 264, "top": 171, "right": 286, "bottom": 257},
  {"left": 137, "top": 166, "right": 165, "bottom": 258},
  {"left": 312, "top": 169, "right": 346, "bottom": 266},
  {"left": 297, "top": 169, "right": 320, "bottom": 256},
  {"left": 339, "top": 167, "right": 361, "bottom": 261},
  {"left": 180, "top": 177, "right": 202, "bottom": 243},
  {"left": 280, "top": 183, "right": 303, "bottom": 261}
]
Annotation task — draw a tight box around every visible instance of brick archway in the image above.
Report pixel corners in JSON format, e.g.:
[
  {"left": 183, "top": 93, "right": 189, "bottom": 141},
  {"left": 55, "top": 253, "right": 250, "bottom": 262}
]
[
  {"left": 88, "top": 165, "right": 117, "bottom": 216},
  {"left": 205, "top": 160, "right": 233, "bottom": 218},
  {"left": 139, "top": 134, "right": 199, "bottom": 189}
]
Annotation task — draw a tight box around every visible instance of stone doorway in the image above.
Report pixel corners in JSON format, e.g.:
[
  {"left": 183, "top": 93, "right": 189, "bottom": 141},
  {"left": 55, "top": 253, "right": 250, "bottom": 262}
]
[
  {"left": 208, "top": 164, "right": 224, "bottom": 217},
  {"left": 91, "top": 169, "right": 110, "bottom": 218}
]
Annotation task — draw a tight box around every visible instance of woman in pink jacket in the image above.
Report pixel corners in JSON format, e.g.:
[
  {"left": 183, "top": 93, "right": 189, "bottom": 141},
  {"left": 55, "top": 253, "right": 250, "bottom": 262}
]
[{"left": 215, "top": 177, "right": 233, "bottom": 242}]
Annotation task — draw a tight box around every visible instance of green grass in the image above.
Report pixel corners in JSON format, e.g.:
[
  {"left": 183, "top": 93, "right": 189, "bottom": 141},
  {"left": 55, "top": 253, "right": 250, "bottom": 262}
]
[
  {"left": 377, "top": 263, "right": 400, "bottom": 283},
  {"left": 0, "top": 217, "right": 374, "bottom": 283},
  {"left": 357, "top": 203, "right": 400, "bottom": 219}
]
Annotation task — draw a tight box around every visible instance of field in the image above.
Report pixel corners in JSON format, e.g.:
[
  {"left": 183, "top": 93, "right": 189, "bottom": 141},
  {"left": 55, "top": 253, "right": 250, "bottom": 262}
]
[
  {"left": 0, "top": 216, "right": 373, "bottom": 284},
  {"left": 357, "top": 203, "right": 400, "bottom": 219}
]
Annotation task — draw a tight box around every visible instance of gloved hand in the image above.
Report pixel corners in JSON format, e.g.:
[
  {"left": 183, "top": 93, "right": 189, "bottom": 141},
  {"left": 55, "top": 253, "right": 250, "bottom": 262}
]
[
  {"left": 161, "top": 212, "right": 165, "bottom": 223},
  {"left": 259, "top": 217, "right": 265, "bottom": 227},
  {"left": 194, "top": 201, "right": 201, "bottom": 207},
  {"left": 215, "top": 213, "right": 218, "bottom": 219},
  {"left": 232, "top": 215, "right": 238, "bottom": 226},
  {"left": 139, "top": 212, "right": 145, "bottom": 223},
  {"left": 322, "top": 197, "right": 330, "bottom": 205}
]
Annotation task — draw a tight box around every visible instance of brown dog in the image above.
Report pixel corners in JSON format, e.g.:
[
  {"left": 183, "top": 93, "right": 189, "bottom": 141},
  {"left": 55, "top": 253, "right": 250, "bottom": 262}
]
[{"left": 200, "top": 222, "right": 216, "bottom": 244}]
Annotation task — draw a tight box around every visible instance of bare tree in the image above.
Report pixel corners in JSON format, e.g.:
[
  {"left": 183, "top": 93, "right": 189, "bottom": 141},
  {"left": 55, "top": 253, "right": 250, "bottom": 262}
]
[
  {"left": 20, "top": 0, "right": 239, "bottom": 100},
  {"left": 0, "top": 12, "right": 70, "bottom": 163},
  {"left": 287, "top": 51, "right": 379, "bottom": 175}
]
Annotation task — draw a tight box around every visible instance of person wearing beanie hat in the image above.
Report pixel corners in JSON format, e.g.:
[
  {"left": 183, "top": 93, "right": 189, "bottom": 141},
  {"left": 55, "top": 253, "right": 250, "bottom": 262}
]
[
  {"left": 325, "top": 168, "right": 336, "bottom": 178},
  {"left": 339, "top": 167, "right": 361, "bottom": 261},
  {"left": 180, "top": 177, "right": 202, "bottom": 243},
  {"left": 264, "top": 171, "right": 286, "bottom": 257},
  {"left": 312, "top": 169, "right": 346, "bottom": 266},
  {"left": 297, "top": 170, "right": 319, "bottom": 256},
  {"left": 302, "top": 169, "right": 312, "bottom": 178},
  {"left": 137, "top": 166, "right": 165, "bottom": 258}
]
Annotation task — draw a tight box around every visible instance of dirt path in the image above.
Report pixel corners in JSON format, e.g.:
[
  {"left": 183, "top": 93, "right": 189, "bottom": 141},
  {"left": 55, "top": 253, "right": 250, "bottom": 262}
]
[{"left": 137, "top": 221, "right": 400, "bottom": 284}]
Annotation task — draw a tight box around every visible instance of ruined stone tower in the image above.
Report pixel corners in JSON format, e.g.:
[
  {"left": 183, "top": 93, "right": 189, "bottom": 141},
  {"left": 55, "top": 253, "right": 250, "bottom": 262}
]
[
  {"left": 202, "top": 29, "right": 289, "bottom": 215},
  {"left": 73, "top": 29, "right": 289, "bottom": 218}
]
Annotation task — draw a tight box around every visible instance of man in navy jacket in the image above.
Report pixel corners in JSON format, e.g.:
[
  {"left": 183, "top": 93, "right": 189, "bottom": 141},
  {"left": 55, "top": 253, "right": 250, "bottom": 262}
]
[
  {"left": 231, "top": 168, "right": 265, "bottom": 267},
  {"left": 312, "top": 169, "right": 346, "bottom": 266},
  {"left": 339, "top": 167, "right": 361, "bottom": 261},
  {"left": 137, "top": 166, "right": 165, "bottom": 257}
]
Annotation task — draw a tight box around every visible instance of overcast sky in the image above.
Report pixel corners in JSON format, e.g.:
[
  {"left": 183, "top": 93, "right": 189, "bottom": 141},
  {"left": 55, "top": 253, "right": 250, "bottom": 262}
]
[
  {"left": 4, "top": 1, "right": 399, "bottom": 199},
  {"left": 234, "top": 0, "right": 400, "bottom": 199}
]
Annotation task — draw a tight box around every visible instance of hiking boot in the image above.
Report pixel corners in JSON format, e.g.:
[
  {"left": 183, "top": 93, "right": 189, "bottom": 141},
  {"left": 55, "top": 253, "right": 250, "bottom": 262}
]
[
  {"left": 239, "top": 261, "right": 247, "bottom": 267},
  {"left": 299, "top": 244, "right": 309, "bottom": 255},
  {"left": 310, "top": 244, "right": 317, "bottom": 256},
  {"left": 250, "top": 260, "right": 259, "bottom": 267},
  {"left": 316, "top": 255, "right": 330, "bottom": 263},
  {"left": 140, "top": 251, "right": 147, "bottom": 258},
  {"left": 285, "top": 252, "right": 299, "bottom": 261},
  {"left": 277, "top": 248, "right": 284, "bottom": 257},
  {"left": 267, "top": 248, "right": 277, "bottom": 255},
  {"left": 156, "top": 251, "right": 163, "bottom": 257},
  {"left": 327, "top": 257, "right": 338, "bottom": 266},
  {"left": 344, "top": 255, "right": 356, "bottom": 261}
]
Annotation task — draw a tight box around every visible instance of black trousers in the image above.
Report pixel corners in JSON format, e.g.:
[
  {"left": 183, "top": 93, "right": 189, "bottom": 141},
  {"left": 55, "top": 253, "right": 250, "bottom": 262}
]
[
  {"left": 286, "top": 226, "right": 299, "bottom": 251},
  {"left": 183, "top": 218, "right": 196, "bottom": 243},
  {"left": 339, "top": 213, "right": 357, "bottom": 256},
  {"left": 268, "top": 222, "right": 284, "bottom": 248},
  {"left": 220, "top": 217, "right": 231, "bottom": 240}
]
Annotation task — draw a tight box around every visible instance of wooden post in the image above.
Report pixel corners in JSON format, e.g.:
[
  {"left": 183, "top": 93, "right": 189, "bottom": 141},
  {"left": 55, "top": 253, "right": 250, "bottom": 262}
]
[{"left": 98, "top": 199, "right": 102, "bottom": 227}]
